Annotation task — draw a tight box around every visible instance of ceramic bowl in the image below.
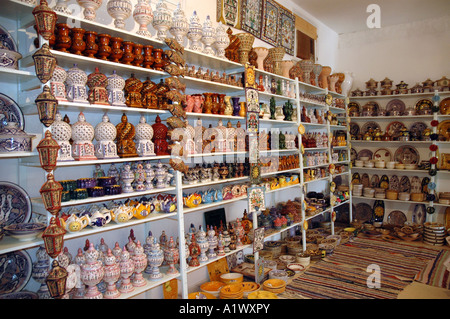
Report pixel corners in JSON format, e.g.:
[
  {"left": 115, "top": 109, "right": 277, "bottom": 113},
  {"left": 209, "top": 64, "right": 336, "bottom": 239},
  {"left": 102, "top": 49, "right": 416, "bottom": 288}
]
[
  {"left": 220, "top": 272, "right": 243, "bottom": 284},
  {"left": 4, "top": 222, "right": 46, "bottom": 241},
  {"left": 279, "top": 254, "right": 296, "bottom": 265},
  {"left": 188, "top": 291, "right": 216, "bottom": 299},
  {"left": 0, "top": 122, "right": 35, "bottom": 153},
  {"left": 287, "top": 263, "right": 305, "bottom": 273},
  {"left": 248, "top": 290, "right": 278, "bottom": 299},
  {"left": 296, "top": 253, "right": 311, "bottom": 267},
  {"left": 269, "top": 269, "right": 288, "bottom": 282},
  {"left": 375, "top": 160, "right": 385, "bottom": 168},
  {"left": 200, "top": 281, "right": 225, "bottom": 297},
  {"left": 395, "top": 163, "right": 405, "bottom": 169},
  {"left": 404, "top": 164, "right": 418, "bottom": 170},
  {"left": 398, "top": 192, "right": 410, "bottom": 201},
  {"left": 364, "top": 161, "right": 374, "bottom": 168},
  {"left": 354, "top": 160, "right": 364, "bottom": 167},
  {"left": 0, "top": 48, "right": 22, "bottom": 69},
  {"left": 241, "top": 282, "right": 260, "bottom": 298},
  {"left": 386, "top": 161, "right": 397, "bottom": 169},
  {"left": 360, "top": 156, "right": 369, "bottom": 161}
]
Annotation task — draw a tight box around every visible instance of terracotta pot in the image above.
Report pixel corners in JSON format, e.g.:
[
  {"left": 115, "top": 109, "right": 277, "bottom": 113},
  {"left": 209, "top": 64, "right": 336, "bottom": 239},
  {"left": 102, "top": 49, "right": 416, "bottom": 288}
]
[
  {"left": 70, "top": 28, "right": 86, "bottom": 55},
  {"left": 83, "top": 31, "right": 98, "bottom": 58},
  {"left": 54, "top": 23, "right": 71, "bottom": 52},
  {"left": 97, "top": 34, "right": 112, "bottom": 60},
  {"left": 121, "top": 41, "right": 135, "bottom": 65},
  {"left": 132, "top": 43, "right": 144, "bottom": 67},
  {"left": 319, "top": 66, "right": 331, "bottom": 89},
  {"left": 152, "top": 48, "right": 164, "bottom": 71},
  {"left": 143, "top": 45, "right": 154, "bottom": 68},
  {"left": 109, "top": 37, "right": 123, "bottom": 63}
]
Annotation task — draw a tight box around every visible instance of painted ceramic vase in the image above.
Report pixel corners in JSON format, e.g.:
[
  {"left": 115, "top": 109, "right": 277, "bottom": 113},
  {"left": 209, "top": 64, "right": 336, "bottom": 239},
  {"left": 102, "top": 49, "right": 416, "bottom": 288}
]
[
  {"left": 170, "top": 2, "right": 188, "bottom": 44},
  {"left": 107, "top": 0, "right": 132, "bottom": 29},
  {"left": 254, "top": 47, "right": 269, "bottom": 70},
  {"left": 50, "top": 111, "right": 74, "bottom": 161},
  {"left": 83, "top": 31, "right": 98, "bottom": 58},
  {"left": 71, "top": 112, "right": 97, "bottom": 160},
  {"left": 196, "top": 226, "right": 209, "bottom": 263},
  {"left": 214, "top": 22, "right": 229, "bottom": 59},
  {"left": 201, "top": 15, "right": 215, "bottom": 55},
  {"left": 163, "top": 236, "right": 179, "bottom": 274},
  {"left": 106, "top": 70, "right": 126, "bottom": 106},
  {"left": 206, "top": 226, "right": 217, "bottom": 258},
  {"left": 118, "top": 247, "right": 135, "bottom": 293},
  {"left": 340, "top": 71, "right": 354, "bottom": 96},
  {"left": 54, "top": 23, "right": 71, "bottom": 53},
  {"left": 31, "top": 246, "right": 51, "bottom": 299},
  {"left": 80, "top": 243, "right": 104, "bottom": 299},
  {"left": 70, "top": 28, "right": 86, "bottom": 55},
  {"left": 299, "top": 59, "right": 314, "bottom": 84},
  {"left": 97, "top": 34, "right": 112, "bottom": 60},
  {"left": 53, "top": 0, "right": 72, "bottom": 15},
  {"left": 146, "top": 236, "right": 164, "bottom": 279},
  {"left": 77, "top": 0, "right": 102, "bottom": 21},
  {"left": 236, "top": 33, "right": 255, "bottom": 65},
  {"left": 94, "top": 113, "right": 119, "bottom": 159},
  {"left": 135, "top": 115, "right": 155, "bottom": 156},
  {"left": 120, "top": 163, "right": 134, "bottom": 193},
  {"left": 187, "top": 11, "right": 202, "bottom": 51},
  {"left": 109, "top": 37, "right": 124, "bottom": 62},
  {"left": 133, "top": 0, "right": 153, "bottom": 37},
  {"left": 152, "top": 0, "right": 172, "bottom": 40},
  {"left": 120, "top": 41, "right": 135, "bottom": 65},
  {"left": 131, "top": 241, "right": 147, "bottom": 287},
  {"left": 103, "top": 249, "right": 121, "bottom": 299}
]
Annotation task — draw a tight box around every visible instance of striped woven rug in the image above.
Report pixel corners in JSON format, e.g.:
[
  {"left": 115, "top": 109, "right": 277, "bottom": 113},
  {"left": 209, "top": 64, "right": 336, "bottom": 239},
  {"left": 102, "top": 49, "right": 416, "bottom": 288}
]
[
  {"left": 415, "top": 249, "right": 450, "bottom": 289},
  {"left": 285, "top": 237, "right": 443, "bottom": 299}
]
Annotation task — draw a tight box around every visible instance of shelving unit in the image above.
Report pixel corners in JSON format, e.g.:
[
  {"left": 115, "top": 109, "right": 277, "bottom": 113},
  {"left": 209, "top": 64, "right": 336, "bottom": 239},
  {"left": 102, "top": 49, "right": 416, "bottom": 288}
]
[{"left": 0, "top": 0, "right": 352, "bottom": 300}]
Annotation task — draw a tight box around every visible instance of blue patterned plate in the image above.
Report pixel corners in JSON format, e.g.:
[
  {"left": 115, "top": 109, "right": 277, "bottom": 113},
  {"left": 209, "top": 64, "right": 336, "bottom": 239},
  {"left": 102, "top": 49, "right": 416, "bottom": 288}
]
[
  {"left": 0, "top": 24, "right": 17, "bottom": 52},
  {"left": 0, "top": 250, "right": 32, "bottom": 294},
  {"left": 0, "top": 181, "right": 32, "bottom": 227},
  {"left": 0, "top": 93, "right": 24, "bottom": 130}
]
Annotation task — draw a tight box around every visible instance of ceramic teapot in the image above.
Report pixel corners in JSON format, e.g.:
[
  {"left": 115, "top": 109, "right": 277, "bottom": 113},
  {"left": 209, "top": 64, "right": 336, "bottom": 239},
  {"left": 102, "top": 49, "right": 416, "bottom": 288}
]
[
  {"left": 90, "top": 209, "right": 112, "bottom": 227},
  {"left": 133, "top": 203, "right": 150, "bottom": 219},
  {"left": 184, "top": 193, "right": 202, "bottom": 208},
  {"left": 62, "top": 214, "right": 90, "bottom": 232},
  {"left": 201, "top": 189, "right": 214, "bottom": 204},
  {"left": 160, "top": 196, "right": 176, "bottom": 213},
  {"left": 111, "top": 205, "right": 134, "bottom": 223}
]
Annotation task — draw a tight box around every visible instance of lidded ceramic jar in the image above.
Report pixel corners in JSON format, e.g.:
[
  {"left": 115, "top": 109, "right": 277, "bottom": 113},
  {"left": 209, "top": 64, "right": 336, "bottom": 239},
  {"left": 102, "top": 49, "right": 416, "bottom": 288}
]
[
  {"left": 0, "top": 122, "right": 35, "bottom": 154},
  {"left": 187, "top": 10, "right": 202, "bottom": 51},
  {"left": 206, "top": 226, "right": 217, "bottom": 258},
  {"left": 133, "top": 0, "right": 153, "bottom": 37},
  {"left": 94, "top": 113, "right": 119, "bottom": 159},
  {"left": 196, "top": 226, "right": 209, "bottom": 263},
  {"left": 80, "top": 243, "right": 104, "bottom": 299},
  {"left": 214, "top": 22, "right": 229, "bottom": 59},
  {"left": 77, "top": 0, "right": 103, "bottom": 21},
  {"left": 71, "top": 112, "right": 97, "bottom": 160},
  {"left": 201, "top": 15, "right": 215, "bottom": 55},
  {"left": 103, "top": 249, "right": 121, "bottom": 299},
  {"left": 50, "top": 65, "right": 68, "bottom": 102},
  {"left": 135, "top": 115, "right": 155, "bottom": 156},
  {"left": 86, "top": 67, "right": 109, "bottom": 105},
  {"left": 118, "top": 246, "right": 135, "bottom": 293},
  {"left": 146, "top": 236, "right": 164, "bottom": 279},
  {"left": 131, "top": 241, "right": 147, "bottom": 287},
  {"left": 53, "top": 0, "right": 72, "bottom": 15},
  {"left": 120, "top": 163, "right": 135, "bottom": 193},
  {"left": 31, "top": 245, "right": 51, "bottom": 299},
  {"left": 106, "top": 70, "right": 126, "bottom": 106},
  {"left": 170, "top": 2, "right": 188, "bottom": 44},
  {"left": 163, "top": 236, "right": 179, "bottom": 274},
  {"left": 107, "top": 0, "right": 132, "bottom": 29},
  {"left": 51, "top": 111, "right": 74, "bottom": 161},
  {"left": 65, "top": 63, "right": 88, "bottom": 104},
  {"left": 152, "top": 0, "right": 172, "bottom": 40}
]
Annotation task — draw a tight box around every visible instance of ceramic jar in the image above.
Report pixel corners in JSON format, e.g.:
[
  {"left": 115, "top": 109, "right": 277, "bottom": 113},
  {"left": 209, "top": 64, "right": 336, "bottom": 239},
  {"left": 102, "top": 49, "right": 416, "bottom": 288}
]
[
  {"left": 319, "top": 66, "right": 331, "bottom": 89},
  {"left": 71, "top": 112, "right": 97, "bottom": 160},
  {"left": 77, "top": 0, "right": 102, "bottom": 21},
  {"left": 94, "top": 113, "right": 119, "bottom": 159},
  {"left": 152, "top": 0, "right": 172, "bottom": 40},
  {"left": 31, "top": 246, "right": 51, "bottom": 299},
  {"left": 120, "top": 163, "right": 134, "bottom": 192},
  {"left": 146, "top": 236, "right": 164, "bottom": 279},
  {"left": 121, "top": 41, "right": 135, "bottom": 65},
  {"left": 103, "top": 249, "right": 121, "bottom": 299},
  {"left": 281, "top": 60, "right": 294, "bottom": 78},
  {"left": 65, "top": 64, "right": 89, "bottom": 104},
  {"left": 144, "top": 163, "right": 155, "bottom": 189},
  {"left": 164, "top": 236, "right": 179, "bottom": 274},
  {"left": 135, "top": 115, "right": 155, "bottom": 156},
  {"left": 84, "top": 31, "right": 98, "bottom": 58},
  {"left": 206, "top": 226, "right": 218, "bottom": 258},
  {"left": 107, "top": 0, "right": 132, "bottom": 29},
  {"left": 132, "top": 43, "right": 144, "bottom": 67},
  {"left": 131, "top": 241, "right": 147, "bottom": 287},
  {"left": 54, "top": 23, "right": 71, "bottom": 53},
  {"left": 109, "top": 37, "right": 124, "bottom": 62},
  {"left": 170, "top": 2, "right": 189, "bottom": 44},
  {"left": 214, "top": 22, "right": 229, "bottom": 59},
  {"left": 201, "top": 15, "right": 215, "bottom": 55},
  {"left": 196, "top": 226, "right": 209, "bottom": 263},
  {"left": 50, "top": 65, "right": 68, "bottom": 102},
  {"left": 142, "top": 45, "right": 154, "bottom": 68},
  {"left": 50, "top": 112, "right": 74, "bottom": 161},
  {"left": 187, "top": 11, "right": 202, "bottom": 51},
  {"left": 118, "top": 247, "right": 135, "bottom": 293},
  {"left": 80, "top": 243, "right": 104, "bottom": 299},
  {"left": 106, "top": 70, "right": 126, "bottom": 106},
  {"left": 253, "top": 47, "right": 268, "bottom": 70},
  {"left": 133, "top": 0, "right": 153, "bottom": 37},
  {"left": 152, "top": 115, "right": 169, "bottom": 155},
  {"left": 87, "top": 67, "right": 109, "bottom": 105},
  {"left": 236, "top": 33, "right": 255, "bottom": 65}
]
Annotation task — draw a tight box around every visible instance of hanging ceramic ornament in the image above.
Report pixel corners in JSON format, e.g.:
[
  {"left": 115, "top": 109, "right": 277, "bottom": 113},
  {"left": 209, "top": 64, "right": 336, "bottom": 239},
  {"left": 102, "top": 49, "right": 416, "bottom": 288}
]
[
  {"left": 187, "top": 11, "right": 202, "bottom": 52},
  {"left": 152, "top": 0, "right": 172, "bottom": 40},
  {"left": 107, "top": 0, "right": 132, "bottom": 29},
  {"left": 201, "top": 15, "right": 215, "bottom": 56},
  {"left": 133, "top": 0, "right": 153, "bottom": 37},
  {"left": 169, "top": 2, "right": 189, "bottom": 45}
]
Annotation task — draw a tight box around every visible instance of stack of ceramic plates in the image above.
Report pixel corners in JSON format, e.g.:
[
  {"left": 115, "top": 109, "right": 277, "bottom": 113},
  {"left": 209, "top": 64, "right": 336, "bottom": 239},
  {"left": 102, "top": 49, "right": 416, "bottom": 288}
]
[
  {"left": 423, "top": 222, "right": 447, "bottom": 246},
  {"left": 219, "top": 283, "right": 244, "bottom": 299},
  {"left": 241, "top": 282, "right": 260, "bottom": 298},
  {"left": 352, "top": 183, "right": 363, "bottom": 196},
  {"left": 262, "top": 279, "right": 286, "bottom": 294},
  {"left": 247, "top": 290, "right": 278, "bottom": 299}
]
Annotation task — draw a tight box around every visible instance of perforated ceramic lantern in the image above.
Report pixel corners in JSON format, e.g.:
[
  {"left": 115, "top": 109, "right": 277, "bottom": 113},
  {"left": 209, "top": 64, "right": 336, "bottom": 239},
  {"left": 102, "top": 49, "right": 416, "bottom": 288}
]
[
  {"left": 33, "top": 0, "right": 57, "bottom": 41},
  {"left": 45, "top": 259, "right": 68, "bottom": 299},
  {"left": 32, "top": 43, "right": 57, "bottom": 84},
  {"left": 37, "top": 130, "right": 60, "bottom": 172},
  {"left": 42, "top": 216, "right": 66, "bottom": 259},
  {"left": 40, "top": 173, "right": 63, "bottom": 215},
  {"left": 35, "top": 85, "right": 58, "bottom": 127}
]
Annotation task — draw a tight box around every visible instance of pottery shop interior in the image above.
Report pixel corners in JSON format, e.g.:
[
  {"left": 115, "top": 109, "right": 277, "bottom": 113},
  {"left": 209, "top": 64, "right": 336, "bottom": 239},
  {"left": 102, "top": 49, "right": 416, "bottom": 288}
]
[{"left": 0, "top": 0, "right": 449, "bottom": 301}]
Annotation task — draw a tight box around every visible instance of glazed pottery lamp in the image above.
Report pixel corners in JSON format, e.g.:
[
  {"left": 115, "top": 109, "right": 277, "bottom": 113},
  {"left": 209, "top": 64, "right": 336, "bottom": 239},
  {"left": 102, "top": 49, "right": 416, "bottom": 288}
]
[
  {"left": 37, "top": 130, "right": 60, "bottom": 172},
  {"left": 32, "top": 43, "right": 57, "bottom": 84},
  {"left": 40, "top": 173, "right": 63, "bottom": 215},
  {"left": 35, "top": 85, "right": 59, "bottom": 127},
  {"left": 46, "top": 259, "right": 68, "bottom": 299},
  {"left": 33, "top": 0, "right": 57, "bottom": 41},
  {"left": 42, "top": 216, "right": 66, "bottom": 258}
]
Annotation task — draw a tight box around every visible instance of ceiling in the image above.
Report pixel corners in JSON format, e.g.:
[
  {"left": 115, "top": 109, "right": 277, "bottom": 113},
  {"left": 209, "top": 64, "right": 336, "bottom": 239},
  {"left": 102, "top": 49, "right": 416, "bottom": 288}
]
[{"left": 293, "top": 0, "right": 450, "bottom": 34}]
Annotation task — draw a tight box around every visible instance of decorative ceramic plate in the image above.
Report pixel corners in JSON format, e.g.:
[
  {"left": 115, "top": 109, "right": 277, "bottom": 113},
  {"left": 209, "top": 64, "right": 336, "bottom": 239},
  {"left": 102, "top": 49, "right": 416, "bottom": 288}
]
[
  {"left": 439, "top": 97, "right": 450, "bottom": 115},
  {"left": 385, "top": 99, "right": 406, "bottom": 115},
  {"left": 387, "top": 210, "right": 407, "bottom": 226},
  {"left": 412, "top": 204, "right": 426, "bottom": 224},
  {"left": 399, "top": 175, "right": 411, "bottom": 193},
  {"left": 409, "top": 122, "right": 428, "bottom": 138},
  {"left": 0, "top": 291, "right": 38, "bottom": 299},
  {"left": 348, "top": 101, "right": 360, "bottom": 114},
  {"left": 379, "top": 175, "right": 389, "bottom": 189},
  {"left": 361, "top": 121, "right": 381, "bottom": 135},
  {"left": 0, "top": 93, "right": 25, "bottom": 130},
  {"left": 361, "top": 173, "right": 370, "bottom": 188},
  {"left": 0, "top": 181, "right": 32, "bottom": 227},
  {"left": 362, "top": 101, "right": 380, "bottom": 115},
  {"left": 0, "top": 24, "right": 18, "bottom": 52},
  {"left": 352, "top": 172, "right": 360, "bottom": 184},
  {"left": 357, "top": 149, "right": 373, "bottom": 160},
  {"left": 394, "top": 145, "right": 420, "bottom": 164},
  {"left": 349, "top": 122, "right": 360, "bottom": 137},
  {"left": 410, "top": 176, "right": 422, "bottom": 193},
  {"left": 373, "top": 148, "right": 392, "bottom": 162},
  {"left": 386, "top": 121, "right": 406, "bottom": 139},
  {"left": 0, "top": 250, "right": 32, "bottom": 294},
  {"left": 437, "top": 120, "right": 450, "bottom": 141},
  {"left": 354, "top": 203, "right": 373, "bottom": 223},
  {"left": 415, "top": 99, "right": 433, "bottom": 114},
  {"left": 371, "top": 174, "right": 379, "bottom": 188},
  {"left": 389, "top": 175, "right": 400, "bottom": 191}
]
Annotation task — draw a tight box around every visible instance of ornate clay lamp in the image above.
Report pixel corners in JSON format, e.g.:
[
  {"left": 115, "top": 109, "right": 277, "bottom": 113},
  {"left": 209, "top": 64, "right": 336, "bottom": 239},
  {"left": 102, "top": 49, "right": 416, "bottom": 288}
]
[
  {"left": 33, "top": 0, "right": 57, "bottom": 41},
  {"left": 42, "top": 216, "right": 66, "bottom": 258},
  {"left": 35, "top": 85, "right": 58, "bottom": 127},
  {"left": 94, "top": 113, "right": 119, "bottom": 159},
  {"left": 45, "top": 259, "right": 68, "bottom": 299},
  {"left": 124, "top": 73, "right": 143, "bottom": 108},
  {"left": 33, "top": 43, "right": 56, "bottom": 84},
  {"left": 87, "top": 67, "right": 109, "bottom": 105},
  {"left": 37, "top": 130, "right": 60, "bottom": 172},
  {"left": 50, "top": 112, "right": 74, "bottom": 162},
  {"left": 151, "top": 115, "right": 169, "bottom": 155},
  {"left": 71, "top": 112, "right": 97, "bottom": 160},
  {"left": 40, "top": 173, "right": 63, "bottom": 215}
]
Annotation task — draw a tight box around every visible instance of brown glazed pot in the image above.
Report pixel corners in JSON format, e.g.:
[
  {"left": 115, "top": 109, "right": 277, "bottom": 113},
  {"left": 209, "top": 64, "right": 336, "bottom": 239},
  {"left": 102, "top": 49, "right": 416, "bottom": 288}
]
[
  {"left": 54, "top": 23, "right": 71, "bottom": 52},
  {"left": 83, "top": 31, "right": 98, "bottom": 58},
  {"left": 109, "top": 37, "right": 123, "bottom": 63},
  {"left": 97, "top": 34, "right": 112, "bottom": 60},
  {"left": 70, "top": 28, "right": 86, "bottom": 55}
]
